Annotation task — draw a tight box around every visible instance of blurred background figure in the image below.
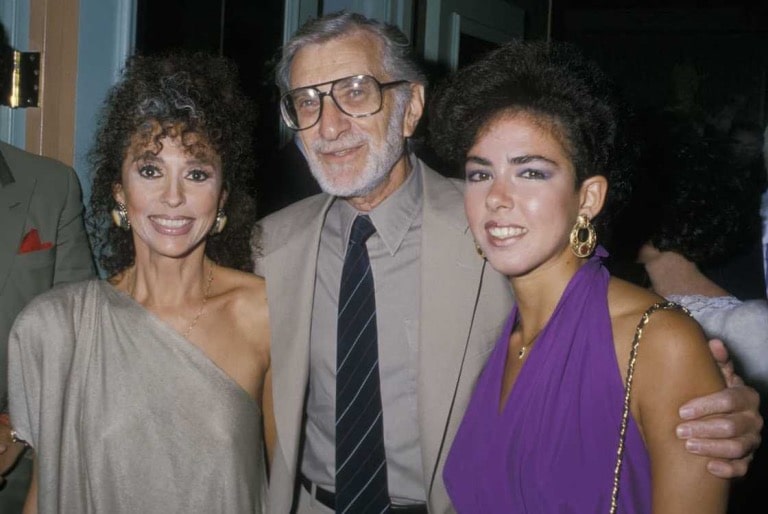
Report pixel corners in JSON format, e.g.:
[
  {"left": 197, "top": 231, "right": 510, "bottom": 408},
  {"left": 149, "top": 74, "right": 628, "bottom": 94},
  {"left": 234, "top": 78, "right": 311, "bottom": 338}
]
[
  {"left": 0, "top": 21, "right": 94, "bottom": 512},
  {"left": 618, "top": 113, "right": 767, "bottom": 390},
  {"left": 613, "top": 113, "right": 768, "bottom": 514},
  {"left": 700, "top": 120, "right": 768, "bottom": 301}
]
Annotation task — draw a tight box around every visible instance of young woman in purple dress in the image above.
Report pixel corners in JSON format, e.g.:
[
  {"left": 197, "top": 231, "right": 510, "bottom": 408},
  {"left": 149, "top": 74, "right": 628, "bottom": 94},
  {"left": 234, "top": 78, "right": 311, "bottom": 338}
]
[{"left": 429, "top": 41, "right": 729, "bottom": 513}]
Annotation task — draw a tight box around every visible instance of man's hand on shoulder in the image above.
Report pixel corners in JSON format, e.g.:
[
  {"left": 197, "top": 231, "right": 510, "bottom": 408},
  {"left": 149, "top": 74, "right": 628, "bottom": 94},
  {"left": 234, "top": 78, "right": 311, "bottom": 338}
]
[{"left": 676, "top": 339, "right": 763, "bottom": 478}]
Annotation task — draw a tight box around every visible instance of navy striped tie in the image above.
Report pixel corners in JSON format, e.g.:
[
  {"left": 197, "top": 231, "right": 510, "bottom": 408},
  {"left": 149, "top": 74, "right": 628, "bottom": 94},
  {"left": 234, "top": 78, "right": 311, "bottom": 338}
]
[{"left": 336, "top": 215, "right": 390, "bottom": 513}]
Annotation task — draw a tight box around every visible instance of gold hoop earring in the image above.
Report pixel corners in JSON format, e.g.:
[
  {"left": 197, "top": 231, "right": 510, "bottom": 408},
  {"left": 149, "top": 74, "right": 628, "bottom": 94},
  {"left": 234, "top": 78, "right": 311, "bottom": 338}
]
[
  {"left": 474, "top": 241, "right": 486, "bottom": 260},
  {"left": 111, "top": 202, "right": 131, "bottom": 230},
  {"left": 210, "top": 209, "right": 227, "bottom": 235},
  {"left": 569, "top": 214, "right": 597, "bottom": 258}
]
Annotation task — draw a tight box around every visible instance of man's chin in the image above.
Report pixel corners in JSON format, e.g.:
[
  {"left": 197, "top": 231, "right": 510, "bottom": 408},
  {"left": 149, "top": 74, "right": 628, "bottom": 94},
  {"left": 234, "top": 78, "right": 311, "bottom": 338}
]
[
  {"left": 320, "top": 182, "right": 375, "bottom": 198},
  {"left": 311, "top": 169, "right": 376, "bottom": 198}
]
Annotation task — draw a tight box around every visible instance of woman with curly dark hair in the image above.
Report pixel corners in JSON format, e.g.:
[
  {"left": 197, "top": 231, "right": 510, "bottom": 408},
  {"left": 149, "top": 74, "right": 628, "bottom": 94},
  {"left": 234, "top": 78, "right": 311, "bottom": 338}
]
[
  {"left": 430, "top": 41, "right": 728, "bottom": 513},
  {"left": 7, "top": 53, "right": 271, "bottom": 513},
  {"left": 626, "top": 116, "right": 768, "bottom": 394}
]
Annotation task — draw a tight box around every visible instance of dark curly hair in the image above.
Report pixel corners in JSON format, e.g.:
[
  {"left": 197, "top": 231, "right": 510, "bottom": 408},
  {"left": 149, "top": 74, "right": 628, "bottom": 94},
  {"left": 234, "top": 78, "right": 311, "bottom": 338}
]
[
  {"left": 428, "top": 40, "right": 633, "bottom": 240},
  {"left": 616, "top": 113, "right": 763, "bottom": 266},
  {"left": 88, "top": 52, "right": 258, "bottom": 275}
]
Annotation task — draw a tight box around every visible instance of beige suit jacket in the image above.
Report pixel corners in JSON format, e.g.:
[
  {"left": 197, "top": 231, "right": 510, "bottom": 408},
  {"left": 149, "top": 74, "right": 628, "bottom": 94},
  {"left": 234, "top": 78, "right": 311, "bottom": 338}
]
[
  {"left": 255, "top": 161, "right": 513, "bottom": 513},
  {"left": 0, "top": 141, "right": 95, "bottom": 404}
]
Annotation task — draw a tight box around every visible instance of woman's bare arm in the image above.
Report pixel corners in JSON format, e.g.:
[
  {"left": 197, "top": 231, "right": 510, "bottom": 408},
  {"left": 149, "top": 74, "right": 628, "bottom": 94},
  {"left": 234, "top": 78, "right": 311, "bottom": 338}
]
[{"left": 633, "top": 310, "right": 729, "bottom": 514}]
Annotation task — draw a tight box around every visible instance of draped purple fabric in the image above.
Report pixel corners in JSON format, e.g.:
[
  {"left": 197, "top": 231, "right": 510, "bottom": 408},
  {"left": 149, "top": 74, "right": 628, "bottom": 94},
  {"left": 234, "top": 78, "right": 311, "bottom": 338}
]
[{"left": 444, "top": 248, "right": 652, "bottom": 513}]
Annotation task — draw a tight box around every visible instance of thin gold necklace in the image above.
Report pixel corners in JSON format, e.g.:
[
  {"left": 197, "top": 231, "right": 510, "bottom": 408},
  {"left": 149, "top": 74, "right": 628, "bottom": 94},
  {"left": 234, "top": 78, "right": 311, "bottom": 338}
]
[
  {"left": 127, "top": 263, "right": 215, "bottom": 338},
  {"left": 183, "top": 263, "right": 215, "bottom": 339},
  {"left": 515, "top": 321, "right": 544, "bottom": 360}
]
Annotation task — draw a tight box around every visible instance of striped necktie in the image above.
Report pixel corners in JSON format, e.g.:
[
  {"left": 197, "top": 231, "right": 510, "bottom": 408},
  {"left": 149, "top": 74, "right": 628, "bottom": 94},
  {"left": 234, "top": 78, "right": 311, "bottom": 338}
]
[{"left": 335, "top": 215, "right": 390, "bottom": 513}]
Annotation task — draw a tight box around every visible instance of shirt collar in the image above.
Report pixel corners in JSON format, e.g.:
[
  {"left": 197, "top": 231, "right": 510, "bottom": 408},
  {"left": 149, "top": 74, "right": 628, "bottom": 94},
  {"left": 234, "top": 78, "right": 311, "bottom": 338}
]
[{"left": 337, "top": 155, "right": 423, "bottom": 256}]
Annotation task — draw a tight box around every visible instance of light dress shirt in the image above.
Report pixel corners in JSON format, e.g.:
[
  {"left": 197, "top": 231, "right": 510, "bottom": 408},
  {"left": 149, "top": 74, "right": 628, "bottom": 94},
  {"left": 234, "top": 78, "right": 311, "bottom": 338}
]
[{"left": 301, "top": 158, "right": 426, "bottom": 504}]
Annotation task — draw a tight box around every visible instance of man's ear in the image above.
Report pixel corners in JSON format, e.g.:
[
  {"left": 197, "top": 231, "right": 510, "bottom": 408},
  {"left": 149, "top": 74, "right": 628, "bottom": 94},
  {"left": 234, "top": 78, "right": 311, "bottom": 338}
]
[
  {"left": 578, "top": 175, "right": 608, "bottom": 220},
  {"left": 403, "top": 83, "right": 425, "bottom": 138}
]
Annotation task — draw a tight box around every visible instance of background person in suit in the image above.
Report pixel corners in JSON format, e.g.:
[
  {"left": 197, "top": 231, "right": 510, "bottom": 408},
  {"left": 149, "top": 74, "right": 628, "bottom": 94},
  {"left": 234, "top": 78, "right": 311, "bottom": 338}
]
[
  {"left": 258, "top": 11, "right": 763, "bottom": 514},
  {"left": 0, "top": 22, "right": 95, "bottom": 511}
]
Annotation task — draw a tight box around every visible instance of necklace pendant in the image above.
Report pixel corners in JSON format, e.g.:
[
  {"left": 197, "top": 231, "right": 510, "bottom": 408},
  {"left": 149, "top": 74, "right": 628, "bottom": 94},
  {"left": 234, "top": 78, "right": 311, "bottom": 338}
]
[{"left": 518, "top": 347, "right": 527, "bottom": 360}]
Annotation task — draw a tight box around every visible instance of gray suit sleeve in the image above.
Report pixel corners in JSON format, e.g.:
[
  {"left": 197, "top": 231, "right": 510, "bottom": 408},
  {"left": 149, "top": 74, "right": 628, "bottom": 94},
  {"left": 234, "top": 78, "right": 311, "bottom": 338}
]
[{"left": 53, "top": 167, "right": 96, "bottom": 284}]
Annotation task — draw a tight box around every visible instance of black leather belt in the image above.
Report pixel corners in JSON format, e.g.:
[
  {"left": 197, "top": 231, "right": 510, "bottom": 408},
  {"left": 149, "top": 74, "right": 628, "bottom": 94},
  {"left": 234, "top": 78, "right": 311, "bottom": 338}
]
[{"left": 299, "top": 474, "right": 428, "bottom": 513}]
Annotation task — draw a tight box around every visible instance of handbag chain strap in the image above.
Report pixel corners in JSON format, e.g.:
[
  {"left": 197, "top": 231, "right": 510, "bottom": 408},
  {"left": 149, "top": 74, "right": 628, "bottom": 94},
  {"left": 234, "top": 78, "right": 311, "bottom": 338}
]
[{"left": 610, "top": 300, "right": 690, "bottom": 514}]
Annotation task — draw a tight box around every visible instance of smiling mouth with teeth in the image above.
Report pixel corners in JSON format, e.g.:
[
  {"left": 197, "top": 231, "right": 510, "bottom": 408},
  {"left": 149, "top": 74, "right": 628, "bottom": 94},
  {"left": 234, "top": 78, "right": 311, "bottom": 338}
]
[
  {"left": 488, "top": 226, "right": 527, "bottom": 238},
  {"left": 323, "top": 145, "right": 361, "bottom": 158},
  {"left": 151, "top": 217, "right": 192, "bottom": 228}
]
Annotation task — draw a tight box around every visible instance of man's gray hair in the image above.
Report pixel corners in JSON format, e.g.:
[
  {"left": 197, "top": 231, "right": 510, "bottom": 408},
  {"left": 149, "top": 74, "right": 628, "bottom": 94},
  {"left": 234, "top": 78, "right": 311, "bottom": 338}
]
[{"left": 275, "top": 11, "right": 427, "bottom": 93}]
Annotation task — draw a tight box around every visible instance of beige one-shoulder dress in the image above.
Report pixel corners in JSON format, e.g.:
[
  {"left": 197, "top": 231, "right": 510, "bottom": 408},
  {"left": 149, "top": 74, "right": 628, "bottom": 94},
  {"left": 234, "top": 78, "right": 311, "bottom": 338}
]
[{"left": 8, "top": 280, "right": 265, "bottom": 513}]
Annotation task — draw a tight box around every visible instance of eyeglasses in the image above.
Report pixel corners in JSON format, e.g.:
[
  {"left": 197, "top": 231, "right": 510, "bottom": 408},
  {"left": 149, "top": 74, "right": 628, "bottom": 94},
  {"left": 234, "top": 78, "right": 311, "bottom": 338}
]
[{"left": 280, "top": 74, "right": 409, "bottom": 131}]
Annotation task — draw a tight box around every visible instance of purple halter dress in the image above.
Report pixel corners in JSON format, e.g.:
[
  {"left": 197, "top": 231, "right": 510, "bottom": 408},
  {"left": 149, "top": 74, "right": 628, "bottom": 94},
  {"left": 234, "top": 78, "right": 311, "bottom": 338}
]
[{"left": 444, "top": 249, "right": 651, "bottom": 513}]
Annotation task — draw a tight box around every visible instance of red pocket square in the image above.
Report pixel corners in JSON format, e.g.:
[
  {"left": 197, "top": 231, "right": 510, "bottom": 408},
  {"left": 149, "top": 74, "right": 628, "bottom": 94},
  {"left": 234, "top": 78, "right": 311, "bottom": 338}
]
[{"left": 18, "top": 228, "right": 53, "bottom": 254}]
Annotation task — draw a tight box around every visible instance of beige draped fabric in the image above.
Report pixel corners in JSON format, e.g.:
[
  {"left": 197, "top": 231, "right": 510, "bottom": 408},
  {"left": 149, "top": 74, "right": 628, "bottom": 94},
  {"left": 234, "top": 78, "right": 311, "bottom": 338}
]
[{"left": 9, "top": 280, "right": 265, "bottom": 513}]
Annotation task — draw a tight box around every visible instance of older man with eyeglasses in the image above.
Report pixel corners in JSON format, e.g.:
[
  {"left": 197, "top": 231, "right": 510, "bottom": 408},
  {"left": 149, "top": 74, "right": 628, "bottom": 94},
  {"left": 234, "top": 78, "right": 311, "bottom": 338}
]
[{"left": 255, "top": 11, "right": 763, "bottom": 514}]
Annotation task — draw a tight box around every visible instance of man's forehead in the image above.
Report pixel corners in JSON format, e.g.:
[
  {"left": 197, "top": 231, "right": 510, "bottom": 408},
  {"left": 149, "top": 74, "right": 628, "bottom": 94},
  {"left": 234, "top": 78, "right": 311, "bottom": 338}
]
[{"left": 289, "top": 33, "right": 385, "bottom": 89}]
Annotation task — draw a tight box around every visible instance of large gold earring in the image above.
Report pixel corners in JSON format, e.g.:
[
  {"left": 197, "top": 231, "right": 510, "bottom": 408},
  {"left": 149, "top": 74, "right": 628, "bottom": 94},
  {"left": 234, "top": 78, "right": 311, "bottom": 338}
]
[
  {"left": 111, "top": 202, "right": 131, "bottom": 230},
  {"left": 569, "top": 214, "right": 597, "bottom": 258},
  {"left": 210, "top": 209, "right": 227, "bottom": 235}
]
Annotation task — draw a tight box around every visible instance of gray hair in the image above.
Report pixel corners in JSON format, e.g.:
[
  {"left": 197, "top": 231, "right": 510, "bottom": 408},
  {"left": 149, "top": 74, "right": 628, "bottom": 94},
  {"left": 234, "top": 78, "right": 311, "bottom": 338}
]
[{"left": 275, "top": 11, "right": 427, "bottom": 94}]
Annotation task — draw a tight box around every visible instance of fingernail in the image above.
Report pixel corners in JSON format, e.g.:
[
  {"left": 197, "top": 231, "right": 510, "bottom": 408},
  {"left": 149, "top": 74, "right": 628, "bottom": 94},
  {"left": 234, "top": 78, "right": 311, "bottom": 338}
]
[
  {"left": 685, "top": 440, "right": 701, "bottom": 453},
  {"left": 676, "top": 426, "right": 691, "bottom": 438},
  {"left": 707, "top": 461, "right": 728, "bottom": 477},
  {"left": 679, "top": 406, "right": 694, "bottom": 419}
]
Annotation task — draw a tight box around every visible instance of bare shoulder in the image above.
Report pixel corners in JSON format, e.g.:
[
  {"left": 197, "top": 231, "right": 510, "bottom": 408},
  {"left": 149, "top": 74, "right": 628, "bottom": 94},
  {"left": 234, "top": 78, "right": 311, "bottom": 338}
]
[
  {"left": 213, "top": 266, "right": 270, "bottom": 339},
  {"left": 606, "top": 276, "right": 663, "bottom": 323},
  {"left": 215, "top": 266, "right": 267, "bottom": 301},
  {"left": 607, "top": 276, "right": 711, "bottom": 368}
]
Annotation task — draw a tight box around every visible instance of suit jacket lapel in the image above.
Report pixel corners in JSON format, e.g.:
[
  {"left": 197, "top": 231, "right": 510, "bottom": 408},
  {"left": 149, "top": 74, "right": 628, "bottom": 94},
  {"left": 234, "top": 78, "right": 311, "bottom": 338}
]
[
  {"left": 0, "top": 152, "right": 35, "bottom": 292},
  {"left": 417, "top": 166, "right": 488, "bottom": 495},
  {"left": 263, "top": 194, "right": 334, "bottom": 481}
]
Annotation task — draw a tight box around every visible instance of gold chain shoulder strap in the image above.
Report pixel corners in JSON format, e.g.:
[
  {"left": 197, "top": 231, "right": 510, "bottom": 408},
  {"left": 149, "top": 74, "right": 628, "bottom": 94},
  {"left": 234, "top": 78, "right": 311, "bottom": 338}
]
[{"left": 609, "top": 300, "right": 691, "bottom": 514}]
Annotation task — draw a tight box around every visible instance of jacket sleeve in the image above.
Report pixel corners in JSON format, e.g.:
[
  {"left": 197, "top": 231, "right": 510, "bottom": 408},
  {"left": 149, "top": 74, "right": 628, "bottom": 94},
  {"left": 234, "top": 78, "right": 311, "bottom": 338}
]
[{"left": 53, "top": 167, "right": 96, "bottom": 284}]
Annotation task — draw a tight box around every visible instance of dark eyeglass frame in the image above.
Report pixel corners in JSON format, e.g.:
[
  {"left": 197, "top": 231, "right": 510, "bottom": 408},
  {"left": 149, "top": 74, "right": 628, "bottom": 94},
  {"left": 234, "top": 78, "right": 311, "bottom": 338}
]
[{"left": 280, "top": 74, "right": 410, "bottom": 131}]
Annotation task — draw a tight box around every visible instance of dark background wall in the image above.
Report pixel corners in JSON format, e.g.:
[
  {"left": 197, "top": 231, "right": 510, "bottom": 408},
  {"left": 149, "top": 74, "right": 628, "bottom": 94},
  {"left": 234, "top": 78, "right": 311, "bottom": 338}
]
[
  {"left": 553, "top": 0, "right": 768, "bottom": 129},
  {"left": 134, "top": 0, "right": 767, "bottom": 216}
]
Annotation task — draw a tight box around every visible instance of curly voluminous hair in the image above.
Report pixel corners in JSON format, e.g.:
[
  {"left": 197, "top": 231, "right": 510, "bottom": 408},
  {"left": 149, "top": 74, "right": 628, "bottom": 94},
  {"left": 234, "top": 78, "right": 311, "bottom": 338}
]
[
  {"left": 88, "top": 52, "right": 257, "bottom": 276},
  {"left": 621, "top": 114, "right": 762, "bottom": 266},
  {"left": 428, "top": 41, "right": 633, "bottom": 239}
]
